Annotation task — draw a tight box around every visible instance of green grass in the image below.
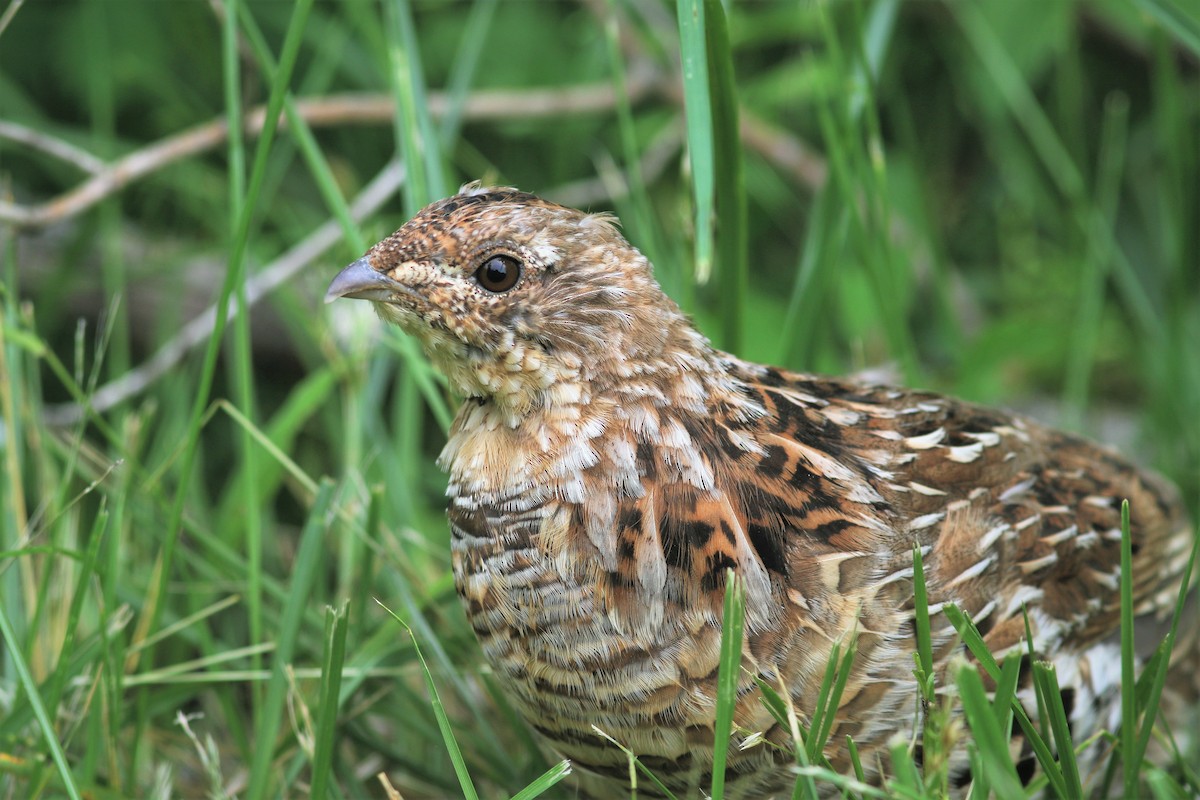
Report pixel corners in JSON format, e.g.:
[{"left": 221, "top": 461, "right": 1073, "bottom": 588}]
[{"left": 1, "top": 0, "right": 1198, "bottom": 797}]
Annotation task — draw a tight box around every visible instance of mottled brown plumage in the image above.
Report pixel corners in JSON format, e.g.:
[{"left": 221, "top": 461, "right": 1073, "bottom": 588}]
[{"left": 327, "top": 185, "right": 1197, "bottom": 797}]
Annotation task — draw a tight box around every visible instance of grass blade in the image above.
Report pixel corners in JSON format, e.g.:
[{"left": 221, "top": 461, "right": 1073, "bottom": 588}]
[
  {"left": 944, "top": 602, "right": 1068, "bottom": 798},
  {"left": 590, "top": 723, "right": 681, "bottom": 800},
  {"left": 703, "top": 0, "right": 746, "bottom": 353},
  {"left": 0, "top": 596, "right": 83, "bottom": 800},
  {"left": 1131, "top": 531, "right": 1198, "bottom": 775},
  {"left": 1136, "top": 0, "right": 1200, "bottom": 56},
  {"left": 811, "top": 633, "right": 857, "bottom": 766},
  {"left": 676, "top": 0, "right": 715, "bottom": 284},
  {"left": 1061, "top": 91, "right": 1129, "bottom": 428},
  {"left": 992, "top": 650, "right": 1022, "bottom": 755},
  {"left": 142, "top": 0, "right": 316, "bottom": 679},
  {"left": 40, "top": 503, "right": 108, "bottom": 719},
  {"left": 509, "top": 760, "right": 573, "bottom": 800},
  {"left": 1033, "top": 661, "right": 1083, "bottom": 797},
  {"left": 805, "top": 640, "right": 840, "bottom": 765},
  {"left": 752, "top": 676, "right": 819, "bottom": 799},
  {"left": 310, "top": 603, "right": 349, "bottom": 800},
  {"left": 1119, "top": 499, "right": 1138, "bottom": 798},
  {"left": 887, "top": 738, "right": 921, "bottom": 795},
  {"left": 384, "top": 0, "right": 447, "bottom": 209},
  {"left": 910, "top": 546, "right": 934, "bottom": 697},
  {"left": 438, "top": 0, "right": 499, "bottom": 147},
  {"left": 379, "top": 601, "right": 480, "bottom": 800},
  {"left": 1022, "top": 608, "right": 1051, "bottom": 744},
  {"left": 244, "top": 479, "right": 336, "bottom": 800},
  {"left": 711, "top": 569, "right": 746, "bottom": 800},
  {"left": 955, "top": 662, "right": 1025, "bottom": 798}
]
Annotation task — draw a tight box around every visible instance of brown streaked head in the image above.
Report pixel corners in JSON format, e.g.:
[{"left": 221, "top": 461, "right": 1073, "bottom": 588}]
[{"left": 326, "top": 184, "right": 694, "bottom": 416}]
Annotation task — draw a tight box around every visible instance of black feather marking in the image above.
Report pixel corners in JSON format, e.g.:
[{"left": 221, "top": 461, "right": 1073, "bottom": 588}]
[
  {"left": 759, "top": 444, "right": 788, "bottom": 478},
  {"left": 747, "top": 523, "right": 788, "bottom": 575}
]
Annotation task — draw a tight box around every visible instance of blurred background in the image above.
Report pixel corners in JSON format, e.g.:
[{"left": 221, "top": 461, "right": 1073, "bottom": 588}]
[{"left": 1, "top": 0, "right": 1197, "bottom": 797}]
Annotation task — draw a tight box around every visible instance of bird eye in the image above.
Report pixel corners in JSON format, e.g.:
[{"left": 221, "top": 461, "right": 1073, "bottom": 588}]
[{"left": 474, "top": 255, "right": 521, "bottom": 293}]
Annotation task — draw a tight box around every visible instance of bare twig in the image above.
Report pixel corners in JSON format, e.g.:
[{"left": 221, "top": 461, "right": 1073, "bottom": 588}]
[
  {"left": 593, "top": 0, "right": 827, "bottom": 189},
  {"left": 1, "top": 67, "right": 661, "bottom": 229},
  {"left": 2, "top": 119, "right": 233, "bottom": 228},
  {"left": 0, "top": 121, "right": 106, "bottom": 174},
  {"left": 41, "top": 160, "right": 406, "bottom": 426},
  {"left": 549, "top": 120, "right": 683, "bottom": 208},
  {"left": 740, "top": 113, "right": 827, "bottom": 189},
  {"left": 0, "top": 0, "right": 27, "bottom": 39},
  {"left": 0, "top": 50, "right": 834, "bottom": 229},
  {"left": 376, "top": 773, "right": 404, "bottom": 800},
  {"left": 652, "top": 75, "right": 829, "bottom": 191}
]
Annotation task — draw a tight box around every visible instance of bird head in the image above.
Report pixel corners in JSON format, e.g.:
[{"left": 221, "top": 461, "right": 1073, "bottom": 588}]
[{"left": 327, "top": 185, "right": 696, "bottom": 419}]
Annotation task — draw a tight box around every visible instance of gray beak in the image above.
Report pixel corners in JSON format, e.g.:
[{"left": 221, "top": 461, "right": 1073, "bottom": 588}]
[{"left": 325, "top": 257, "right": 403, "bottom": 304}]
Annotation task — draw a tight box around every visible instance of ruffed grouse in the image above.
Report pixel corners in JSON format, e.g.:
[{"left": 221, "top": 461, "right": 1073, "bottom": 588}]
[{"left": 327, "top": 185, "right": 1197, "bottom": 797}]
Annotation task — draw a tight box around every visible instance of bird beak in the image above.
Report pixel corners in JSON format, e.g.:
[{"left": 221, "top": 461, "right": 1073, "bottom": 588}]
[{"left": 325, "top": 257, "right": 404, "bottom": 304}]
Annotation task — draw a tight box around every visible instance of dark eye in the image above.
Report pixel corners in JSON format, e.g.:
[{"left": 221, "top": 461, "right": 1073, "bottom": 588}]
[{"left": 474, "top": 255, "right": 521, "bottom": 293}]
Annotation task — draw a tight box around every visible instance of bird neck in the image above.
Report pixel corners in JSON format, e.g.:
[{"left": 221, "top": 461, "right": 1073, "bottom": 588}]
[{"left": 437, "top": 330, "right": 762, "bottom": 510}]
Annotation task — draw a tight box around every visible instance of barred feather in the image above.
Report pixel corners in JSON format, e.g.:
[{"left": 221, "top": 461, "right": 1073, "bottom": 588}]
[{"left": 328, "top": 186, "right": 1197, "bottom": 798}]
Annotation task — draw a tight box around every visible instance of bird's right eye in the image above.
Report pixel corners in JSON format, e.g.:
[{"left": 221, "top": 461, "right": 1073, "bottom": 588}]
[{"left": 474, "top": 255, "right": 522, "bottom": 293}]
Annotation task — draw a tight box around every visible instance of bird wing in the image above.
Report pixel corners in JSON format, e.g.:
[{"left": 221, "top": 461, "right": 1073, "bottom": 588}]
[
  {"left": 552, "top": 360, "right": 1190, "bottom": 670},
  {"left": 720, "top": 363, "right": 1194, "bottom": 661}
]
